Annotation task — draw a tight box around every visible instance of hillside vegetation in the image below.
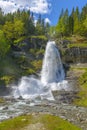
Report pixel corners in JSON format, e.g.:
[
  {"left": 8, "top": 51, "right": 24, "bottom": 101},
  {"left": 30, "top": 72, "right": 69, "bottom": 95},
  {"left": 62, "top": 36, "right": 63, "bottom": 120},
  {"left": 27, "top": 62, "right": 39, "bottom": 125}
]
[{"left": 0, "top": 9, "right": 49, "bottom": 87}]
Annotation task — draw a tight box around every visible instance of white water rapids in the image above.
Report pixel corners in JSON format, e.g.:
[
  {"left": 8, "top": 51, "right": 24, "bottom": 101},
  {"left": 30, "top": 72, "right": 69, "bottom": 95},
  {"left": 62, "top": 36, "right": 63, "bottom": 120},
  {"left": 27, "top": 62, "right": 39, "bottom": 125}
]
[{"left": 13, "top": 41, "right": 69, "bottom": 100}]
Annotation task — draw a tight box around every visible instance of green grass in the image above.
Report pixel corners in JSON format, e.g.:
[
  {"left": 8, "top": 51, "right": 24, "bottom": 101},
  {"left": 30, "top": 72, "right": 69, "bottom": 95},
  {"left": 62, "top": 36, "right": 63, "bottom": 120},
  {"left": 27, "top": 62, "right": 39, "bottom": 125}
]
[
  {"left": 71, "top": 66, "right": 87, "bottom": 107},
  {"left": 0, "top": 115, "right": 32, "bottom": 130},
  {"left": 41, "top": 114, "right": 81, "bottom": 130},
  {"left": 74, "top": 71, "right": 87, "bottom": 107},
  {"left": 0, "top": 114, "right": 81, "bottom": 130},
  {"left": 68, "top": 43, "right": 87, "bottom": 48},
  {"left": 74, "top": 91, "right": 87, "bottom": 107}
]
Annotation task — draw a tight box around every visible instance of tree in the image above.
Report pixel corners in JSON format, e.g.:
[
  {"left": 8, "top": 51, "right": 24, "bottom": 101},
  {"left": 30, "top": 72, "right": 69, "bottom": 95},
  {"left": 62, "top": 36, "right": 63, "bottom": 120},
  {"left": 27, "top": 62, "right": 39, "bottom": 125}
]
[
  {"left": 35, "top": 15, "right": 45, "bottom": 35},
  {"left": 56, "top": 9, "right": 69, "bottom": 37},
  {"left": 20, "top": 10, "right": 35, "bottom": 35},
  {"left": 3, "top": 20, "right": 25, "bottom": 44},
  {"left": 0, "top": 8, "right": 5, "bottom": 25},
  {"left": 63, "top": 9, "right": 69, "bottom": 35},
  {"left": 69, "top": 8, "right": 74, "bottom": 35},
  {"left": 73, "top": 7, "right": 80, "bottom": 34},
  {"left": 14, "top": 19, "right": 25, "bottom": 39},
  {"left": 59, "top": 8, "right": 64, "bottom": 19},
  {"left": 3, "top": 21, "right": 14, "bottom": 43},
  {"left": 0, "top": 30, "right": 10, "bottom": 58},
  {"left": 80, "top": 4, "right": 87, "bottom": 21},
  {"left": 80, "top": 15, "right": 87, "bottom": 36}
]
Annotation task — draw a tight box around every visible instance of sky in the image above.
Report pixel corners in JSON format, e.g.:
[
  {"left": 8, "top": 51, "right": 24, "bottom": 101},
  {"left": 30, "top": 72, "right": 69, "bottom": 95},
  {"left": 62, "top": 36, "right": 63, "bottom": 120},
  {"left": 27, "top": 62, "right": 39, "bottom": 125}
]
[{"left": 0, "top": 0, "right": 87, "bottom": 25}]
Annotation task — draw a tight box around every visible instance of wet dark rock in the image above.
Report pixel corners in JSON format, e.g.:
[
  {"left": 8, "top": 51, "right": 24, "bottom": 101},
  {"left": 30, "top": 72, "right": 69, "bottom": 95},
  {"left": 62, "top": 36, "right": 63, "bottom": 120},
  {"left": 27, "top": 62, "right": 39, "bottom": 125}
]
[
  {"left": 3, "top": 106, "right": 8, "bottom": 110},
  {"left": 63, "top": 47, "right": 87, "bottom": 63},
  {"left": 18, "top": 96, "right": 23, "bottom": 100}
]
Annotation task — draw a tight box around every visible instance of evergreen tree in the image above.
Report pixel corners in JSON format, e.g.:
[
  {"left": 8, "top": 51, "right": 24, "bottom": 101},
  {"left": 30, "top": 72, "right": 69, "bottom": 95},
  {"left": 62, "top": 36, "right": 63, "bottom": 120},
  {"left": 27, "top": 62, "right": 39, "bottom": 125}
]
[
  {"left": 56, "top": 9, "right": 69, "bottom": 36},
  {"left": 59, "top": 8, "right": 64, "bottom": 19},
  {"left": 0, "top": 8, "right": 5, "bottom": 26},
  {"left": 63, "top": 9, "right": 69, "bottom": 35},
  {"left": 73, "top": 7, "right": 80, "bottom": 34},
  {"left": 36, "top": 14, "right": 45, "bottom": 35},
  {"left": 69, "top": 8, "right": 74, "bottom": 35},
  {"left": 80, "top": 4, "right": 87, "bottom": 21}
]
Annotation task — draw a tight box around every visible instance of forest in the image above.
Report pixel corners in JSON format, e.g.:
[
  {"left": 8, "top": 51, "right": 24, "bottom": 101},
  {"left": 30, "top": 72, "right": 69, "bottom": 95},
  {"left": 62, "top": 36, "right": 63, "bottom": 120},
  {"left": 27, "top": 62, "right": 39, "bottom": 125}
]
[
  {"left": 0, "top": 8, "right": 49, "bottom": 58},
  {"left": 56, "top": 4, "right": 87, "bottom": 37}
]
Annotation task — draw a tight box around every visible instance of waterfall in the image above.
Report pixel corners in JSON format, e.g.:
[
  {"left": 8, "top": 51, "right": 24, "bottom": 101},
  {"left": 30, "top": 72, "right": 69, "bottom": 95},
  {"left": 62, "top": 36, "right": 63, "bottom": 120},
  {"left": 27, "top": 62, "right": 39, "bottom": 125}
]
[
  {"left": 41, "top": 41, "right": 65, "bottom": 85},
  {"left": 12, "top": 41, "right": 68, "bottom": 101}
]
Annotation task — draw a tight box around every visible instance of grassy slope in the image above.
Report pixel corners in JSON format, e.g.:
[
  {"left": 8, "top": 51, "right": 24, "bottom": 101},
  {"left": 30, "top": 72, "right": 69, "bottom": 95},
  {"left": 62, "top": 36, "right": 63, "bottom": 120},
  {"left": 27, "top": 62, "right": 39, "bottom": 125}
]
[
  {"left": 74, "top": 70, "right": 87, "bottom": 107},
  {"left": 68, "top": 43, "right": 87, "bottom": 48},
  {"left": 0, "top": 114, "right": 81, "bottom": 130},
  {"left": 70, "top": 66, "right": 87, "bottom": 107}
]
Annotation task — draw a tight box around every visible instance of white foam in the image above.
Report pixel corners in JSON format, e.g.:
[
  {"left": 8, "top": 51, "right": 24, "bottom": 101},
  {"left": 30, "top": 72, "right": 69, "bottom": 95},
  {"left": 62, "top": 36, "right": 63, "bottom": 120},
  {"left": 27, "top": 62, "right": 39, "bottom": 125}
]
[{"left": 12, "top": 41, "right": 69, "bottom": 101}]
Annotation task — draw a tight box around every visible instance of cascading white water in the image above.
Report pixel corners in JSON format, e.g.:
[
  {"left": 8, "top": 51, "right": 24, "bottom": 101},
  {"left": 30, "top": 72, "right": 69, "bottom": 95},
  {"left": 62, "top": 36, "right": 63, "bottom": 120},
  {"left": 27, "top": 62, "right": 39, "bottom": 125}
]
[
  {"left": 41, "top": 41, "right": 65, "bottom": 85},
  {"left": 13, "top": 41, "right": 69, "bottom": 100}
]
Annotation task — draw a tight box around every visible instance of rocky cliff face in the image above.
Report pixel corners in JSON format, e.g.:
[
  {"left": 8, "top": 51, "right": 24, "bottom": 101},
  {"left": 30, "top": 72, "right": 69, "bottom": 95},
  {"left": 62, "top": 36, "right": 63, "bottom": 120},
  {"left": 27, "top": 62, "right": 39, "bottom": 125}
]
[{"left": 63, "top": 47, "right": 87, "bottom": 63}]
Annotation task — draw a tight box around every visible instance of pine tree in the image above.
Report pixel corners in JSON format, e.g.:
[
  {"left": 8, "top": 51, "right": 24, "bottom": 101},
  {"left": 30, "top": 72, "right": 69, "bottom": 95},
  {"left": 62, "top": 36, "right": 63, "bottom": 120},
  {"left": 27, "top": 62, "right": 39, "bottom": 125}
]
[
  {"left": 56, "top": 9, "right": 69, "bottom": 36},
  {"left": 73, "top": 7, "right": 80, "bottom": 34},
  {"left": 69, "top": 8, "right": 74, "bottom": 35}
]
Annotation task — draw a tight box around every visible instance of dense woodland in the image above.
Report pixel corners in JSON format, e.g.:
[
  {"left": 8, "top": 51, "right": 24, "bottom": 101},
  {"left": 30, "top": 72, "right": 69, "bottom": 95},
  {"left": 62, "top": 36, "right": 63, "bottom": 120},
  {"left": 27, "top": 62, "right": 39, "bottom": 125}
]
[
  {"left": 55, "top": 4, "right": 87, "bottom": 37},
  {"left": 0, "top": 8, "right": 50, "bottom": 58}
]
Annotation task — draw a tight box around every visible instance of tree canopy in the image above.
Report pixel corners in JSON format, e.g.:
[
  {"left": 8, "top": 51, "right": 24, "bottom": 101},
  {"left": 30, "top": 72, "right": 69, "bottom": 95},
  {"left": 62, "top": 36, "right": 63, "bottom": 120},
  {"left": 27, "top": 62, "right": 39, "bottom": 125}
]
[{"left": 56, "top": 5, "right": 87, "bottom": 37}]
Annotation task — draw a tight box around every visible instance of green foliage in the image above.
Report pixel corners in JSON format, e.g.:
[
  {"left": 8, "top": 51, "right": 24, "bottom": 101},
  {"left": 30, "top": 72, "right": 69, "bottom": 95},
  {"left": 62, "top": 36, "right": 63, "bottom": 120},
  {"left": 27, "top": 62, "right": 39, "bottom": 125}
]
[
  {"left": 14, "top": 36, "right": 26, "bottom": 44},
  {"left": 31, "top": 60, "right": 42, "bottom": 71},
  {"left": 0, "top": 114, "right": 81, "bottom": 130},
  {"left": 0, "top": 30, "right": 10, "bottom": 58},
  {"left": 0, "top": 8, "right": 49, "bottom": 86},
  {"left": 25, "top": 68, "right": 36, "bottom": 75},
  {"left": 0, "top": 8, "right": 49, "bottom": 50},
  {"left": 14, "top": 19, "right": 25, "bottom": 39},
  {"left": 30, "top": 35, "right": 47, "bottom": 40},
  {"left": 3, "top": 20, "right": 25, "bottom": 44},
  {"left": 68, "top": 43, "right": 87, "bottom": 48},
  {"left": 0, "top": 8, "right": 5, "bottom": 25},
  {"left": 0, "top": 75, "right": 14, "bottom": 85},
  {"left": 3, "top": 21, "right": 14, "bottom": 43},
  {"left": 56, "top": 5, "right": 87, "bottom": 37},
  {"left": 49, "top": 26, "right": 56, "bottom": 38},
  {"left": 36, "top": 49, "right": 44, "bottom": 55},
  {"left": 71, "top": 67, "right": 87, "bottom": 107},
  {"left": 56, "top": 9, "right": 69, "bottom": 36},
  {"left": 73, "top": 7, "right": 80, "bottom": 34},
  {"left": 79, "top": 71, "right": 87, "bottom": 85}
]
